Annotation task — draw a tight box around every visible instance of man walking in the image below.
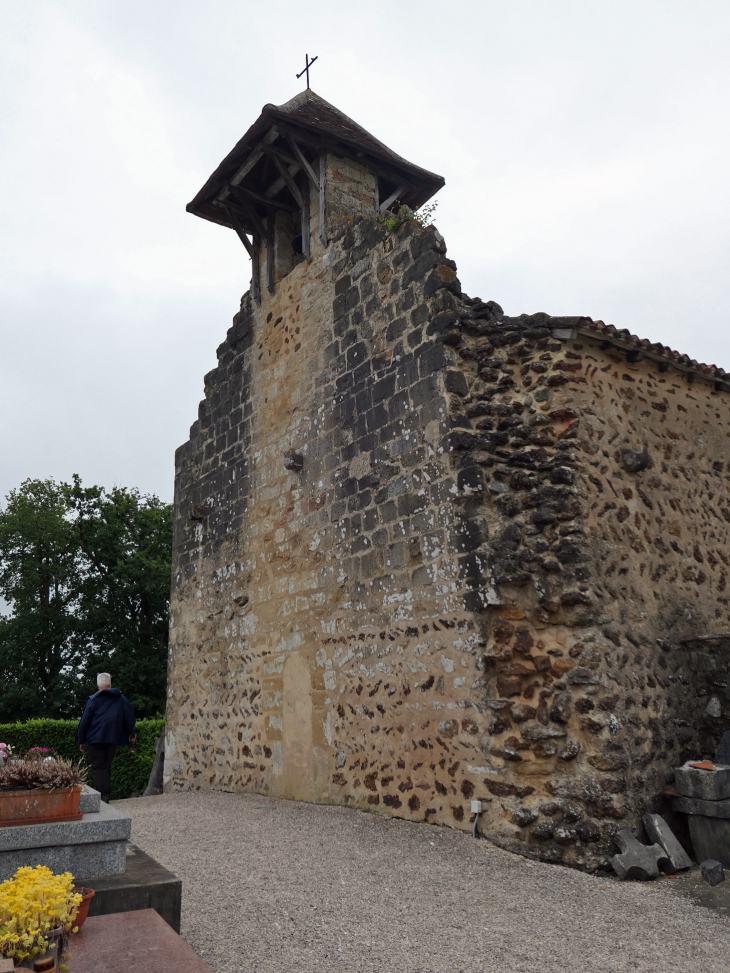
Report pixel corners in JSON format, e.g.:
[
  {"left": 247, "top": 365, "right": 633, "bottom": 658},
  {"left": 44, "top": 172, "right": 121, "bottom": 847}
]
[{"left": 76, "top": 673, "right": 136, "bottom": 803}]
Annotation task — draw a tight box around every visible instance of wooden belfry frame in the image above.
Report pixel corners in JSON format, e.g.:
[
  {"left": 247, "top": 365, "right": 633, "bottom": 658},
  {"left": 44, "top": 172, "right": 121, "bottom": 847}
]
[
  {"left": 212, "top": 125, "right": 328, "bottom": 304},
  {"left": 187, "top": 92, "right": 445, "bottom": 306}
]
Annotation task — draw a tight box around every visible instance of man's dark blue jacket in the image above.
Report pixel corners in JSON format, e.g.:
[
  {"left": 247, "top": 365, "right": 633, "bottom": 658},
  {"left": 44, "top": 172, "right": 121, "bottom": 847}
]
[{"left": 76, "top": 688, "right": 136, "bottom": 746}]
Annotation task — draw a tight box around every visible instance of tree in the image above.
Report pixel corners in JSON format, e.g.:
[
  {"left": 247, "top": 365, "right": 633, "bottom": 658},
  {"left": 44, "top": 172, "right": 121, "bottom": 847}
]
[{"left": 0, "top": 477, "right": 173, "bottom": 722}]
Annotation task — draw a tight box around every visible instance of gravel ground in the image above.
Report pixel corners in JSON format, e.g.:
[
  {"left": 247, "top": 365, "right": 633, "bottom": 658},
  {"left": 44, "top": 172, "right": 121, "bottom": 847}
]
[{"left": 118, "top": 791, "right": 730, "bottom": 973}]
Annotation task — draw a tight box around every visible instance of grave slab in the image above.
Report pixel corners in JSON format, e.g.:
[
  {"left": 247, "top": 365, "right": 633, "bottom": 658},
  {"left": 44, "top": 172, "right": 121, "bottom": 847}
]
[
  {"left": 68, "top": 909, "right": 214, "bottom": 973},
  {"left": 612, "top": 829, "right": 669, "bottom": 880},
  {"left": 642, "top": 813, "right": 692, "bottom": 872},
  {"left": 0, "top": 801, "right": 130, "bottom": 882},
  {"left": 87, "top": 842, "right": 182, "bottom": 933},
  {"left": 675, "top": 760, "right": 730, "bottom": 801}
]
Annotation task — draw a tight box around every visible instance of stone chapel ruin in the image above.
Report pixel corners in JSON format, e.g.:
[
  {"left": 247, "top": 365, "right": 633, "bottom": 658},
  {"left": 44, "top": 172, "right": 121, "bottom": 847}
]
[{"left": 164, "top": 89, "right": 730, "bottom": 871}]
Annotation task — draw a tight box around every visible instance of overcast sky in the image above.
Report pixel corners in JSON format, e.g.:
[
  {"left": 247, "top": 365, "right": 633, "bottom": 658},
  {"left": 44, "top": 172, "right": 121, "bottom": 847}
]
[{"left": 2, "top": 1, "right": 729, "bottom": 505}]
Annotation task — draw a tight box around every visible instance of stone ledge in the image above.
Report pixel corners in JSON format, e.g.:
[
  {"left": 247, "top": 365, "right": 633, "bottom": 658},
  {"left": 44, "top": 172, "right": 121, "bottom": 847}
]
[
  {"left": 68, "top": 909, "right": 213, "bottom": 973},
  {"left": 79, "top": 784, "right": 101, "bottom": 815},
  {"left": 0, "top": 801, "right": 131, "bottom": 852},
  {"left": 88, "top": 842, "right": 182, "bottom": 933},
  {"left": 673, "top": 795, "right": 730, "bottom": 820},
  {"left": 676, "top": 762, "right": 730, "bottom": 802},
  {"left": 0, "top": 838, "right": 127, "bottom": 882}
]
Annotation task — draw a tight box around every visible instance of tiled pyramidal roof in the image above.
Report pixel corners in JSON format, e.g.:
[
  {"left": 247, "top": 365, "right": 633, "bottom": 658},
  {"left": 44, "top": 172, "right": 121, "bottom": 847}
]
[{"left": 461, "top": 298, "right": 730, "bottom": 391}]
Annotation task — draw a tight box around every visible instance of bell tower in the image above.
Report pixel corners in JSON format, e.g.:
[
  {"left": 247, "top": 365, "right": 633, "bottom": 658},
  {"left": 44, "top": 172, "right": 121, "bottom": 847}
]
[{"left": 186, "top": 89, "right": 445, "bottom": 299}]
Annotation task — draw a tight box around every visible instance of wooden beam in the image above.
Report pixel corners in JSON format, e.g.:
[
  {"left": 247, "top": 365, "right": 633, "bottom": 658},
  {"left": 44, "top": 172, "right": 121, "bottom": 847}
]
[
  {"left": 226, "top": 183, "right": 298, "bottom": 213},
  {"left": 251, "top": 231, "right": 261, "bottom": 305},
  {"left": 300, "top": 170, "right": 311, "bottom": 260},
  {"left": 226, "top": 193, "right": 268, "bottom": 240},
  {"left": 229, "top": 126, "right": 279, "bottom": 188},
  {"left": 266, "top": 205, "right": 274, "bottom": 294},
  {"left": 378, "top": 184, "right": 407, "bottom": 215},
  {"left": 265, "top": 160, "right": 300, "bottom": 200},
  {"left": 223, "top": 204, "right": 254, "bottom": 258},
  {"left": 285, "top": 134, "right": 319, "bottom": 188},
  {"left": 275, "top": 120, "right": 421, "bottom": 196},
  {"left": 318, "top": 150, "right": 327, "bottom": 246},
  {"left": 222, "top": 203, "right": 261, "bottom": 305},
  {"left": 261, "top": 144, "right": 299, "bottom": 169},
  {"left": 271, "top": 155, "right": 304, "bottom": 208}
]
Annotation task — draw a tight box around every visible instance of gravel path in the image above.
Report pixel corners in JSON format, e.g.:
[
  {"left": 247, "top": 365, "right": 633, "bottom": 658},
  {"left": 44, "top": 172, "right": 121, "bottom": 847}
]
[{"left": 118, "top": 792, "right": 730, "bottom": 973}]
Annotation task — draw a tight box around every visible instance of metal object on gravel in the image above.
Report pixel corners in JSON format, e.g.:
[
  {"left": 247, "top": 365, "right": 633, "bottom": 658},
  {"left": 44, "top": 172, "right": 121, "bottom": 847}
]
[
  {"left": 642, "top": 814, "right": 692, "bottom": 873},
  {"left": 612, "top": 829, "right": 669, "bottom": 880},
  {"left": 700, "top": 860, "right": 726, "bottom": 887}
]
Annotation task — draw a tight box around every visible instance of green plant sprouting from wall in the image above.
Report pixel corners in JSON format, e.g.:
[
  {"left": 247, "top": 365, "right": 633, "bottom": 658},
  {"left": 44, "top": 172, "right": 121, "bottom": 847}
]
[{"left": 381, "top": 199, "right": 439, "bottom": 234}]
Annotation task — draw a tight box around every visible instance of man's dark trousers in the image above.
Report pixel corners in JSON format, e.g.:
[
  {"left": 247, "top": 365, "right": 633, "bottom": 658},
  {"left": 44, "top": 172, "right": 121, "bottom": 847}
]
[{"left": 87, "top": 743, "right": 116, "bottom": 802}]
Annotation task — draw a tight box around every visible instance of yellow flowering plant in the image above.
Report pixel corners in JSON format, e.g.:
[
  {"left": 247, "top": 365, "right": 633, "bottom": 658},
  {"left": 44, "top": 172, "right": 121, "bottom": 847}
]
[{"left": 0, "top": 866, "right": 82, "bottom": 970}]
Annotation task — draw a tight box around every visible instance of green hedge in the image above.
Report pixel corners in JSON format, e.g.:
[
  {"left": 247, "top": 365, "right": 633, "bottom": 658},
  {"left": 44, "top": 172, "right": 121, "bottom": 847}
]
[{"left": 0, "top": 718, "right": 164, "bottom": 800}]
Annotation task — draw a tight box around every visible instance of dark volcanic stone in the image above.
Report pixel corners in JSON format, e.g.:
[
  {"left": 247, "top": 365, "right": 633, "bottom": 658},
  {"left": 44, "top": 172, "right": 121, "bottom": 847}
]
[
  {"left": 716, "top": 731, "right": 730, "bottom": 766},
  {"left": 612, "top": 830, "right": 669, "bottom": 880},
  {"left": 700, "top": 859, "right": 726, "bottom": 887},
  {"left": 642, "top": 813, "right": 692, "bottom": 874}
]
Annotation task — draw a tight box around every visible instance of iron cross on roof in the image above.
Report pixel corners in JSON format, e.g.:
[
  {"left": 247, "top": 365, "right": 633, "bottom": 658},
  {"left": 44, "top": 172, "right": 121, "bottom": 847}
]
[{"left": 296, "top": 54, "right": 318, "bottom": 89}]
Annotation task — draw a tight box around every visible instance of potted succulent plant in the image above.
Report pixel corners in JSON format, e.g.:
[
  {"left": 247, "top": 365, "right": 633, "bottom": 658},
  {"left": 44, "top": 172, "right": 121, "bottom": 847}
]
[
  {"left": 69, "top": 887, "right": 95, "bottom": 932},
  {"left": 0, "top": 756, "right": 87, "bottom": 827},
  {"left": 0, "top": 865, "right": 82, "bottom": 971}
]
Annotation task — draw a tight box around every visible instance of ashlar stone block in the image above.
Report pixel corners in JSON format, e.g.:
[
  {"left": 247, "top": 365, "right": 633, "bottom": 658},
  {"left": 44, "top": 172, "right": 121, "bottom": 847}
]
[
  {"left": 642, "top": 813, "right": 692, "bottom": 873},
  {"left": 675, "top": 760, "right": 730, "bottom": 801},
  {"left": 700, "top": 859, "right": 726, "bottom": 887},
  {"left": 0, "top": 801, "right": 131, "bottom": 882}
]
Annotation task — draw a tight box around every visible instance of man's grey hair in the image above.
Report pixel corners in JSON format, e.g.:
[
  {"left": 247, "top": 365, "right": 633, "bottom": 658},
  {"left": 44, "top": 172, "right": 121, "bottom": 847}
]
[{"left": 97, "top": 673, "right": 112, "bottom": 688}]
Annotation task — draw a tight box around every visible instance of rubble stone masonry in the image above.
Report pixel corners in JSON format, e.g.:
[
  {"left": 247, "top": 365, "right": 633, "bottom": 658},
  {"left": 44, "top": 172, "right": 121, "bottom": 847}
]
[{"left": 166, "top": 210, "right": 730, "bottom": 870}]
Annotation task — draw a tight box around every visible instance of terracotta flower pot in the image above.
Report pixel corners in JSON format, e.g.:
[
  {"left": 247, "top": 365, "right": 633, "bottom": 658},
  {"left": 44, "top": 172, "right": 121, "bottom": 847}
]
[
  {"left": 70, "top": 887, "right": 95, "bottom": 931},
  {"left": 0, "top": 785, "right": 83, "bottom": 827}
]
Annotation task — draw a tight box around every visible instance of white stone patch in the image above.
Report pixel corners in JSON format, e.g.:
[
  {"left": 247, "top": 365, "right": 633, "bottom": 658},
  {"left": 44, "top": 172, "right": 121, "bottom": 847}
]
[
  {"left": 324, "top": 671, "right": 337, "bottom": 691},
  {"left": 393, "top": 604, "right": 414, "bottom": 621},
  {"left": 441, "top": 655, "right": 455, "bottom": 673},
  {"left": 276, "top": 631, "right": 303, "bottom": 653},
  {"left": 453, "top": 676, "right": 466, "bottom": 688},
  {"left": 239, "top": 612, "right": 259, "bottom": 636},
  {"left": 323, "top": 712, "right": 333, "bottom": 746}
]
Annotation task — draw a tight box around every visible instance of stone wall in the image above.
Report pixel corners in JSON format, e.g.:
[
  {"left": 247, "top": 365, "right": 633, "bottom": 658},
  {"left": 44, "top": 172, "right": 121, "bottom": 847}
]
[{"left": 166, "top": 208, "right": 730, "bottom": 870}]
